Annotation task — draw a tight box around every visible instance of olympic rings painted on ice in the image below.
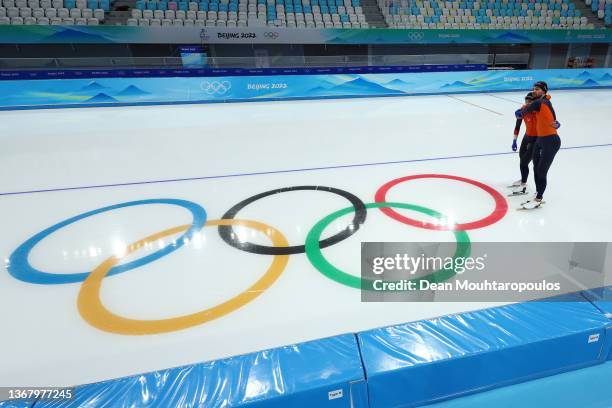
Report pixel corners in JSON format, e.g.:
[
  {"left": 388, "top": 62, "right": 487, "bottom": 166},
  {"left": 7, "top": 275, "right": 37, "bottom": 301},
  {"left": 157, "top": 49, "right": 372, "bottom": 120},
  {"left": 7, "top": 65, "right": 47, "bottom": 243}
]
[
  {"left": 7, "top": 199, "right": 207, "bottom": 285},
  {"left": 7, "top": 174, "right": 507, "bottom": 335},
  {"left": 374, "top": 174, "right": 508, "bottom": 231},
  {"left": 77, "top": 219, "right": 288, "bottom": 335},
  {"left": 305, "top": 202, "right": 471, "bottom": 290},
  {"left": 219, "top": 186, "right": 367, "bottom": 255}
]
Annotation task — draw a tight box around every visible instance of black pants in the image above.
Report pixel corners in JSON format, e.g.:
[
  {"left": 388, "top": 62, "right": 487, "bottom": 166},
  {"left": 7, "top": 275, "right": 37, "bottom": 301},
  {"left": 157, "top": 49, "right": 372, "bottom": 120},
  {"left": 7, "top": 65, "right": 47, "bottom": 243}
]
[
  {"left": 519, "top": 136, "right": 537, "bottom": 183},
  {"left": 533, "top": 135, "right": 561, "bottom": 200}
]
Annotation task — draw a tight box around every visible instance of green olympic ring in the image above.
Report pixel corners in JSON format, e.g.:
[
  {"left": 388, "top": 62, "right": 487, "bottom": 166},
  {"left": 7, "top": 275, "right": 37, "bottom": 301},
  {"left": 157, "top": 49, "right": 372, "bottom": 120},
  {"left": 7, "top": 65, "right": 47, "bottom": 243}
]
[{"left": 305, "top": 202, "right": 471, "bottom": 290}]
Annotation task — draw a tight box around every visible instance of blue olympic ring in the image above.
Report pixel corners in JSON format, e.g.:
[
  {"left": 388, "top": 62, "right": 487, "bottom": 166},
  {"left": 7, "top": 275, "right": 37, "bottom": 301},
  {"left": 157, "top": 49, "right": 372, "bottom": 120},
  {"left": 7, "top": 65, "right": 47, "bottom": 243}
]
[{"left": 8, "top": 199, "right": 207, "bottom": 285}]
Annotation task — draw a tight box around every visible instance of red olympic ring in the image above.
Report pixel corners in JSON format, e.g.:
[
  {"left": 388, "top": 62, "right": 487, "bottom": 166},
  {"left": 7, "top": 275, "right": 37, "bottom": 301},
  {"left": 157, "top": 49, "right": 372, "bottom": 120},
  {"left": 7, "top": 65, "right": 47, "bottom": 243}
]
[{"left": 374, "top": 174, "right": 508, "bottom": 231}]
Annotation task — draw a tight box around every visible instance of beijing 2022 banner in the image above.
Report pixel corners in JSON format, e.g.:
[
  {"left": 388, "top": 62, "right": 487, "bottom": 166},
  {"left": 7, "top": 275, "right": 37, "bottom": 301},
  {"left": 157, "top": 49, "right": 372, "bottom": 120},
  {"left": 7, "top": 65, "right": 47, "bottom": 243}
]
[
  {"left": 0, "top": 68, "right": 610, "bottom": 110},
  {"left": 0, "top": 26, "right": 610, "bottom": 45}
]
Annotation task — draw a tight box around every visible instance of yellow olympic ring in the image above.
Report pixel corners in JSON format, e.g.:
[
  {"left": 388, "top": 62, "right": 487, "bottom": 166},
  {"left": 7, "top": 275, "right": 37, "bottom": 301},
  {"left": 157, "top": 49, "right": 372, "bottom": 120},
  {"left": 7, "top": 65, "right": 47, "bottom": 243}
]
[{"left": 77, "top": 219, "right": 289, "bottom": 335}]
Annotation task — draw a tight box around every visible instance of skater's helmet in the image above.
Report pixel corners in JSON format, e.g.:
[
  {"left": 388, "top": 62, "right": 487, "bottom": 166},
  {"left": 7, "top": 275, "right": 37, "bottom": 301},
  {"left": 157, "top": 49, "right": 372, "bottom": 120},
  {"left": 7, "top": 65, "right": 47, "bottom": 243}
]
[{"left": 533, "top": 81, "right": 548, "bottom": 93}]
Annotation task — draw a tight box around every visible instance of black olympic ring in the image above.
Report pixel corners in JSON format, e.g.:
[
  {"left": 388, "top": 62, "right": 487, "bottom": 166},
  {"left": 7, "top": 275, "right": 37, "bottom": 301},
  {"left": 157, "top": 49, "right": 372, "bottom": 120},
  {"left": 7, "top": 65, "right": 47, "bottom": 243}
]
[{"left": 219, "top": 186, "right": 367, "bottom": 255}]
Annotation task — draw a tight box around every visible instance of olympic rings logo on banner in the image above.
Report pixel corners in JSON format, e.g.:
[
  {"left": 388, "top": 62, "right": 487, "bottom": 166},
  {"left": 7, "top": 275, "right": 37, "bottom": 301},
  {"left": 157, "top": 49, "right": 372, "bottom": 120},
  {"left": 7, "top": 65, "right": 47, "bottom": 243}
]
[
  {"left": 264, "top": 32, "right": 280, "bottom": 39},
  {"left": 6, "top": 174, "right": 508, "bottom": 336},
  {"left": 200, "top": 80, "right": 232, "bottom": 95},
  {"left": 407, "top": 31, "right": 425, "bottom": 41}
]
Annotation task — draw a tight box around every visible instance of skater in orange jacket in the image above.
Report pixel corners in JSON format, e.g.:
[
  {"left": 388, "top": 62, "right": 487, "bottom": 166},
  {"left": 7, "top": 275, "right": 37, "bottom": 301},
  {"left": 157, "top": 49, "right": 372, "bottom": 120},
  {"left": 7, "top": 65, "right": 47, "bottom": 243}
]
[
  {"left": 509, "top": 92, "right": 538, "bottom": 196},
  {"left": 515, "top": 81, "right": 561, "bottom": 209}
]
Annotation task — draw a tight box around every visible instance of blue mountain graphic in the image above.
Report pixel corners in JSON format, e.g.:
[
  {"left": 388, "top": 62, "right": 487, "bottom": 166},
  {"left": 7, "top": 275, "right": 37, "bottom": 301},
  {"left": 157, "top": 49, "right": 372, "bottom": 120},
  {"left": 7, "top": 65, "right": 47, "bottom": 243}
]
[
  {"left": 384, "top": 79, "right": 415, "bottom": 87},
  {"left": 44, "top": 27, "right": 108, "bottom": 43},
  {"left": 493, "top": 32, "right": 531, "bottom": 42},
  {"left": 441, "top": 81, "right": 475, "bottom": 89},
  {"left": 332, "top": 78, "right": 404, "bottom": 94},
  {"left": 116, "top": 85, "right": 151, "bottom": 97},
  {"left": 581, "top": 78, "right": 600, "bottom": 86},
  {"left": 599, "top": 73, "right": 612, "bottom": 81},
  {"left": 308, "top": 86, "right": 333, "bottom": 94},
  {"left": 577, "top": 71, "right": 592, "bottom": 79},
  {"left": 79, "top": 81, "right": 107, "bottom": 92},
  {"left": 86, "top": 93, "right": 119, "bottom": 103}
]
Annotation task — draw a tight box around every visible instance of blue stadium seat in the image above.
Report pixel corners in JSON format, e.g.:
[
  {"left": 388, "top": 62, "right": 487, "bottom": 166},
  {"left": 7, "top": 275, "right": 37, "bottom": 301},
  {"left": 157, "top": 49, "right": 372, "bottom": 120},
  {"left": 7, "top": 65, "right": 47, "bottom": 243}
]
[
  {"left": 135, "top": 0, "right": 144, "bottom": 9},
  {"left": 146, "top": 1, "right": 156, "bottom": 10},
  {"left": 64, "top": 0, "right": 76, "bottom": 8}
]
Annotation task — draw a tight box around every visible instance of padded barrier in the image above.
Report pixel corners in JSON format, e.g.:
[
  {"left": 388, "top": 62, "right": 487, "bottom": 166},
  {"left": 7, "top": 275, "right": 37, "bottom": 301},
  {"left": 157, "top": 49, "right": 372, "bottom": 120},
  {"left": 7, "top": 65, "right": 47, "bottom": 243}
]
[
  {"left": 0, "top": 401, "right": 36, "bottom": 408},
  {"left": 582, "top": 286, "right": 612, "bottom": 361},
  {"left": 358, "top": 293, "right": 611, "bottom": 408},
  {"left": 421, "top": 360, "right": 612, "bottom": 408},
  {"left": 33, "top": 334, "right": 368, "bottom": 408},
  {"left": 3, "top": 292, "right": 612, "bottom": 407}
]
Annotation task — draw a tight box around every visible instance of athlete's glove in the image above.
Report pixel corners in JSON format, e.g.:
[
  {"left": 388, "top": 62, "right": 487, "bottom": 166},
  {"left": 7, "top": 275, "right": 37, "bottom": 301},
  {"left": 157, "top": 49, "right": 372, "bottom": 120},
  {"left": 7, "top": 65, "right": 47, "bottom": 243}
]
[
  {"left": 552, "top": 120, "right": 561, "bottom": 129},
  {"left": 515, "top": 109, "right": 523, "bottom": 119},
  {"left": 512, "top": 139, "right": 518, "bottom": 152}
]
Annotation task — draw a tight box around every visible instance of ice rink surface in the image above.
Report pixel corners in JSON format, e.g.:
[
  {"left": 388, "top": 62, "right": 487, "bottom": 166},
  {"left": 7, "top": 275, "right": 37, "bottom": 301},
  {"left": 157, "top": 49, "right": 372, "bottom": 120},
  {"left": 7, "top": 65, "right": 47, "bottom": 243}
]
[{"left": 1, "top": 89, "right": 611, "bottom": 387}]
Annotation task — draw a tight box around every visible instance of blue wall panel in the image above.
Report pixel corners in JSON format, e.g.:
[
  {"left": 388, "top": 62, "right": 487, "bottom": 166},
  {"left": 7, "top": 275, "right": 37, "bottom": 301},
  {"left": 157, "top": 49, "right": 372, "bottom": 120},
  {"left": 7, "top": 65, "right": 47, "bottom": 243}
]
[{"left": 0, "top": 68, "right": 610, "bottom": 110}]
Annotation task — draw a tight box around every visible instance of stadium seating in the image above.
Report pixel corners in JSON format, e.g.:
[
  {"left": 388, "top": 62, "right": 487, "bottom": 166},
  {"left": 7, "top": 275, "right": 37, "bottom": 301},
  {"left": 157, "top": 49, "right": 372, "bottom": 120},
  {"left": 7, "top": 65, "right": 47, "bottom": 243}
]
[
  {"left": 380, "top": 0, "right": 595, "bottom": 29},
  {"left": 0, "top": 0, "right": 106, "bottom": 24},
  {"left": 0, "top": 0, "right": 606, "bottom": 28},
  {"left": 126, "top": 0, "right": 368, "bottom": 28},
  {"left": 584, "top": 0, "right": 611, "bottom": 26}
]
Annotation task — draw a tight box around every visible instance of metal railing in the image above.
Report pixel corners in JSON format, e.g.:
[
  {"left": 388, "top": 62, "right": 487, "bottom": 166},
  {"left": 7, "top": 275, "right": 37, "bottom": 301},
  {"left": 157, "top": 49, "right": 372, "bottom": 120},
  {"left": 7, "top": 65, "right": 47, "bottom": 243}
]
[{"left": 0, "top": 53, "right": 530, "bottom": 71}]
